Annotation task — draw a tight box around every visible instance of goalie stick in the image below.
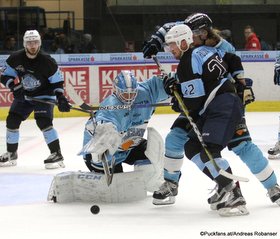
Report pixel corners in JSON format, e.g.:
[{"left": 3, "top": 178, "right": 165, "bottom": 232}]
[
  {"left": 152, "top": 55, "right": 249, "bottom": 183},
  {"left": 65, "top": 82, "right": 172, "bottom": 111}
]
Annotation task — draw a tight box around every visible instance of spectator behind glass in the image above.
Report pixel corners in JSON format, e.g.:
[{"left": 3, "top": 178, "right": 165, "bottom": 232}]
[
  {"left": 50, "top": 33, "right": 77, "bottom": 54},
  {"left": 244, "top": 25, "right": 261, "bottom": 51},
  {"left": 78, "top": 33, "right": 97, "bottom": 53},
  {"left": 1, "top": 36, "right": 17, "bottom": 54}
]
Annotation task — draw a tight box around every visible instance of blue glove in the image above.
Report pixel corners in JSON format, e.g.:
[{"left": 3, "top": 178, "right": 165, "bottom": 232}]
[
  {"left": 56, "top": 92, "right": 71, "bottom": 112},
  {"left": 274, "top": 63, "right": 280, "bottom": 85},
  {"left": 142, "top": 37, "right": 162, "bottom": 59}
]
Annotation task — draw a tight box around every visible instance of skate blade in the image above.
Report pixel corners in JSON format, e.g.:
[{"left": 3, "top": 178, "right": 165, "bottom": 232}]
[
  {"left": 218, "top": 205, "right": 249, "bottom": 217},
  {"left": 268, "top": 154, "right": 280, "bottom": 160},
  {"left": 45, "top": 161, "right": 65, "bottom": 169},
  {"left": 153, "top": 196, "right": 176, "bottom": 205},
  {"left": 210, "top": 196, "right": 230, "bottom": 211},
  {"left": 0, "top": 160, "right": 17, "bottom": 167},
  {"left": 274, "top": 198, "right": 280, "bottom": 206}
]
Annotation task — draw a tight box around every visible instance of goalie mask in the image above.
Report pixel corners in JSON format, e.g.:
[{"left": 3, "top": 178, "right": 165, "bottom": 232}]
[
  {"left": 113, "top": 71, "right": 138, "bottom": 104},
  {"left": 23, "top": 30, "right": 41, "bottom": 59}
]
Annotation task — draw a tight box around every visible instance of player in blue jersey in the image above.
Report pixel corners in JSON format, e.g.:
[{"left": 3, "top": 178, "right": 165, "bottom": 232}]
[
  {"left": 48, "top": 71, "right": 170, "bottom": 203},
  {"left": 81, "top": 70, "right": 168, "bottom": 174},
  {"left": 0, "top": 30, "right": 71, "bottom": 169},
  {"left": 143, "top": 13, "right": 280, "bottom": 209}
]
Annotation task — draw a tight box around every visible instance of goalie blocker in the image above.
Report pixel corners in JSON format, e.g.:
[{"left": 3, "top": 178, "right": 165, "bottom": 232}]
[{"left": 48, "top": 127, "right": 164, "bottom": 203}]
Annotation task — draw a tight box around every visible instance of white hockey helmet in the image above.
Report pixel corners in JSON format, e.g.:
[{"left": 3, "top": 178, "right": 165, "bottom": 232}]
[
  {"left": 113, "top": 70, "right": 138, "bottom": 104},
  {"left": 165, "top": 24, "right": 193, "bottom": 52},
  {"left": 23, "top": 30, "right": 41, "bottom": 47},
  {"left": 23, "top": 30, "right": 41, "bottom": 59}
]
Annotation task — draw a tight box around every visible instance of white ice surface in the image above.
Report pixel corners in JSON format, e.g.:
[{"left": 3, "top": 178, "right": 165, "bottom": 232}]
[{"left": 0, "top": 112, "right": 280, "bottom": 239}]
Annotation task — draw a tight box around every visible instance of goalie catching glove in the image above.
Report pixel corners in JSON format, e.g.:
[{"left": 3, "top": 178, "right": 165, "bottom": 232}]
[{"left": 80, "top": 122, "right": 122, "bottom": 163}]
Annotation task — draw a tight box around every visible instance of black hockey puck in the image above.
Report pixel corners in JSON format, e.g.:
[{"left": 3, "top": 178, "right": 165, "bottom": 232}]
[{"left": 90, "top": 205, "right": 100, "bottom": 214}]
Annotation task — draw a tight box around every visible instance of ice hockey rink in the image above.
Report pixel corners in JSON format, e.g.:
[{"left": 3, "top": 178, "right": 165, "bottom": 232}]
[{"left": 0, "top": 112, "right": 280, "bottom": 239}]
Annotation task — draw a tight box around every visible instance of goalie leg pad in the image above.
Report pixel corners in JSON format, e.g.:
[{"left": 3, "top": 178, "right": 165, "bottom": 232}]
[
  {"left": 141, "top": 127, "right": 164, "bottom": 192},
  {"left": 47, "top": 171, "right": 147, "bottom": 203},
  {"left": 134, "top": 162, "right": 164, "bottom": 192}
]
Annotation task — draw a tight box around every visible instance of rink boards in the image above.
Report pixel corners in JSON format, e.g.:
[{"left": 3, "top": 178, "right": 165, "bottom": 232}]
[{"left": 0, "top": 51, "right": 279, "bottom": 120}]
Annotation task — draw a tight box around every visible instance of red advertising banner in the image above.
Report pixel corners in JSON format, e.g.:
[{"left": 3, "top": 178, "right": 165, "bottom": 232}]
[
  {"left": 98, "top": 65, "right": 160, "bottom": 101},
  {"left": 0, "top": 84, "right": 13, "bottom": 107}
]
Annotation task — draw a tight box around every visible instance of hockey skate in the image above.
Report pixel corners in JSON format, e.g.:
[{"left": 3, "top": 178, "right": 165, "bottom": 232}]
[
  {"left": 208, "top": 182, "right": 235, "bottom": 210},
  {"left": 44, "top": 151, "right": 65, "bottom": 169},
  {"left": 216, "top": 183, "right": 249, "bottom": 217},
  {"left": 267, "top": 142, "right": 280, "bottom": 159},
  {"left": 0, "top": 151, "right": 18, "bottom": 167},
  {"left": 152, "top": 180, "right": 178, "bottom": 205},
  {"left": 267, "top": 184, "right": 280, "bottom": 206}
]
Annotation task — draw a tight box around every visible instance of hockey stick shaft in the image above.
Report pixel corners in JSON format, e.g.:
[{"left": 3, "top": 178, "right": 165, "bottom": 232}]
[
  {"left": 152, "top": 55, "right": 249, "bottom": 182},
  {"left": 100, "top": 150, "right": 114, "bottom": 186},
  {"left": 26, "top": 96, "right": 91, "bottom": 114},
  {"left": 65, "top": 82, "right": 172, "bottom": 111}
]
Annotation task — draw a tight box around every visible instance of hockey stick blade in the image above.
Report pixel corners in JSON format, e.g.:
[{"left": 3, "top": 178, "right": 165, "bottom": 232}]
[
  {"left": 26, "top": 96, "right": 91, "bottom": 114},
  {"left": 65, "top": 83, "right": 94, "bottom": 110},
  {"left": 219, "top": 169, "right": 249, "bottom": 182},
  {"left": 152, "top": 55, "right": 249, "bottom": 183}
]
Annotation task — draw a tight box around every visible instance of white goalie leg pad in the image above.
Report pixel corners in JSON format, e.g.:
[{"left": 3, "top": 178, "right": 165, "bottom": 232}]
[
  {"left": 47, "top": 171, "right": 147, "bottom": 203},
  {"left": 135, "top": 127, "right": 164, "bottom": 192}
]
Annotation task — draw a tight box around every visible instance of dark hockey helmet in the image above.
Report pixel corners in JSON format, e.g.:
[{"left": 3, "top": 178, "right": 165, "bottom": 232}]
[{"left": 184, "top": 13, "right": 213, "bottom": 32}]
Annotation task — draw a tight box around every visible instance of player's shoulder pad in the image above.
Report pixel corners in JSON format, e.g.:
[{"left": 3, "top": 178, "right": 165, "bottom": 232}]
[
  {"left": 39, "top": 51, "right": 58, "bottom": 72},
  {"left": 6, "top": 49, "right": 25, "bottom": 65}
]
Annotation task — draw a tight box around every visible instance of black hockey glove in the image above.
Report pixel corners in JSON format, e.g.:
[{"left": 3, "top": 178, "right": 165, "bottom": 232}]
[
  {"left": 11, "top": 84, "right": 24, "bottom": 99},
  {"left": 274, "top": 63, "right": 280, "bottom": 85},
  {"left": 163, "top": 73, "right": 181, "bottom": 96},
  {"left": 235, "top": 78, "right": 255, "bottom": 106},
  {"left": 8, "top": 78, "right": 24, "bottom": 99},
  {"left": 142, "top": 38, "right": 162, "bottom": 59},
  {"left": 55, "top": 92, "right": 71, "bottom": 112},
  {"left": 171, "top": 97, "right": 182, "bottom": 113}
]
